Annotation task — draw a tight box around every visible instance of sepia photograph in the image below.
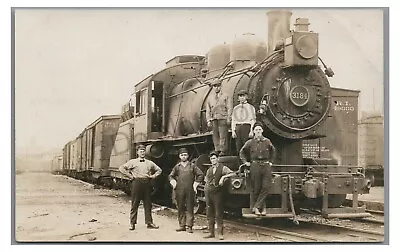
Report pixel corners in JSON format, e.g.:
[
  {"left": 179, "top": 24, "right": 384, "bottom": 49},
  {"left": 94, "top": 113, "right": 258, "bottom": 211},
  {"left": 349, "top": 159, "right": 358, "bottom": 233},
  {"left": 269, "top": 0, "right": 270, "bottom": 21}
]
[{"left": 12, "top": 7, "right": 387, "bottom": 243}]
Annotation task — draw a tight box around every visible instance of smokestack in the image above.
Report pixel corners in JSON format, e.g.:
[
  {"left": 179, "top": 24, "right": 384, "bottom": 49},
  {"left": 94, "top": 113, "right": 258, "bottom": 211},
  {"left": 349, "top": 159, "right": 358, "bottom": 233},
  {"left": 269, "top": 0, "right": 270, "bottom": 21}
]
[{"left": 266, "top": 10, "right": 292, "bottom": 55}]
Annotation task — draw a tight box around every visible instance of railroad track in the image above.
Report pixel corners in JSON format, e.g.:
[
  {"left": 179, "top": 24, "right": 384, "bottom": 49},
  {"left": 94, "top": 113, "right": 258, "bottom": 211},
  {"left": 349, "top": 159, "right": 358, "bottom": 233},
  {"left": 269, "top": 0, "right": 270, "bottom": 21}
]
[
  {"left": 154, "top": 204, "right": 384, "bottom": 242},
  {"left": 153, "top": 204, "right": 325, "bottom": 242},
  {"left": 360, "top": 210, "right": 385, "bottom": 224},
  {"left": 300, "top": 208, "right": 385, "bottom": 225},
  {"left": 292, "top": 220, "right": 384, "bottom": 242},
  {"left": 68, "top": 177, "right": 385, "bottom": 242}
]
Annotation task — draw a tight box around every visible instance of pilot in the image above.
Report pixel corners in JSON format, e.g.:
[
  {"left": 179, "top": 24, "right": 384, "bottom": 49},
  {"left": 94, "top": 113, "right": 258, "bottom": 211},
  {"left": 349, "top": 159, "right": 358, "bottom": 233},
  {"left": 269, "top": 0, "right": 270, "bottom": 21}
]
[{"left": 239, "top": 122, "right": 276, "bottom": 216}]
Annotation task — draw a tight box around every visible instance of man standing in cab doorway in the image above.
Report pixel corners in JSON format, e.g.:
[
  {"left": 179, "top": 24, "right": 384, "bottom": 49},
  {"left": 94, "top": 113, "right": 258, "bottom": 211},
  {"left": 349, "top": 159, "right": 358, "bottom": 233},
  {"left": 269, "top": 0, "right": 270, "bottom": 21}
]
[
  {"left": 239, "top": 123, "right": 276, "bottom": 216},
  {"left": 119, "top": 144, "right": 162, "bottom": 230},
  {"left": 231, "top": 89, "right": 256, "bottom": 154},
  {"left": 169, "top": 148, "right": 204, "bottom": 233},
  {"left": 206, "top": 81, "right": 232, "bottom": 156},
  {"left": 204, "top": 151, "right": 236, "bottom": 240}
]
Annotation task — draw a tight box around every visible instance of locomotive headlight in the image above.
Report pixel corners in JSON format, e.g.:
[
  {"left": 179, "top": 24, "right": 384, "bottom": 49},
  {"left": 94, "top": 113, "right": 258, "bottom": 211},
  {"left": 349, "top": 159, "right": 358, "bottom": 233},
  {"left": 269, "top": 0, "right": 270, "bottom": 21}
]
[
  {"left": 283, "top": 31, "right": 318, "bottom": 67},
  {"left": 295, "top": 35, "right": 318, "bottom": 59}
]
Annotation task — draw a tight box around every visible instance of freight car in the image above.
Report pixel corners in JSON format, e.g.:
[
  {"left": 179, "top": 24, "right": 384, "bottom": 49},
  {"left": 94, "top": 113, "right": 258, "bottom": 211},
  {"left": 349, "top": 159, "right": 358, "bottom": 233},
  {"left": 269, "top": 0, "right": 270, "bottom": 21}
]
[
  {"left": 62, "top": 115, "right": 121, "bottom": 184},
  {"left": 50, "top": 155, "right": 63, "bottom": 175},
  {"left": 358, "top": 113, "right": 384, "bottom": 187}
]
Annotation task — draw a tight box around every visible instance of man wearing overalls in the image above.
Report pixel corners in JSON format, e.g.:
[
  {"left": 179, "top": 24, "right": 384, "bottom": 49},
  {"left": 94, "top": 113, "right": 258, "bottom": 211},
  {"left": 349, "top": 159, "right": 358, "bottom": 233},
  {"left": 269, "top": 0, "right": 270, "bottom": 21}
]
[{"left": 169, "top": 148, "right": 204, "bottom": 233}]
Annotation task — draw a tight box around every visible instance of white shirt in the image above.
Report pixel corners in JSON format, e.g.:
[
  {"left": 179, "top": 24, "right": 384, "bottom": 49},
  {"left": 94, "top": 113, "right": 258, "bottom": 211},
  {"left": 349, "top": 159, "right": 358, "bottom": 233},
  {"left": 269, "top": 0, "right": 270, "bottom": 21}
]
[{"left": 231, "top": 102, "right": 256, "bottom": 131}]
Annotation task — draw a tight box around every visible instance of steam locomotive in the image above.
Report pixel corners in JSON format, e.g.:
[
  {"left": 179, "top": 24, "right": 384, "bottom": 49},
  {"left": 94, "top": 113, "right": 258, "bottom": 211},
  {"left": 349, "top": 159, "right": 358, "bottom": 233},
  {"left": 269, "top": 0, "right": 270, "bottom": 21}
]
[{"left": 62, "top": 10, "right": 370, "bottom": 220}]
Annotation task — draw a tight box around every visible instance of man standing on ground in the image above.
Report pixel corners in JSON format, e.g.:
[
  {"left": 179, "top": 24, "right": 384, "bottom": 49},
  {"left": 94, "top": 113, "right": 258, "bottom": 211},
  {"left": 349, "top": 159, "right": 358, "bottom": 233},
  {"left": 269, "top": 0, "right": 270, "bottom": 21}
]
[
  {"left": 119, "top": 144, "right": 162, "bottom": 230},
  {"left": 169, "top": 148, "right": 204, "bottom": 233},
  {"left": 204, "top": 151, "right": 236, "bottom": 240}
]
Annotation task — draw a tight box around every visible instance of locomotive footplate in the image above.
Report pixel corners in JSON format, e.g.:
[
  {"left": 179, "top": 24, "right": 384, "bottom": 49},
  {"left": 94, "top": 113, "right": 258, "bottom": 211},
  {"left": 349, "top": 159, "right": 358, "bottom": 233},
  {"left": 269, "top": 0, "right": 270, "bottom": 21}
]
[
  {"left": 242, "top": 208, "right": 294, "bottom": 218},
  {"left": 241, "top": 176, "right": 295, "bottom": 219},
  {"left": 321, "top": 176, "right": 372, "bottom": 219},
  {"left": 322, "top": 207, "right": 371, "bottom": 219}
]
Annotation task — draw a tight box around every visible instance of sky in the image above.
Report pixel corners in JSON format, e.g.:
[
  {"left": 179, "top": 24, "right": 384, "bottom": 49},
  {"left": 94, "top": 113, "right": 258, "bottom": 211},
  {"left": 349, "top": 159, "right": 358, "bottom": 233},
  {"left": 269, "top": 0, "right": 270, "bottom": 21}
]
[{"left": 14, "top": 8, "right": 384, "bottom": 155}]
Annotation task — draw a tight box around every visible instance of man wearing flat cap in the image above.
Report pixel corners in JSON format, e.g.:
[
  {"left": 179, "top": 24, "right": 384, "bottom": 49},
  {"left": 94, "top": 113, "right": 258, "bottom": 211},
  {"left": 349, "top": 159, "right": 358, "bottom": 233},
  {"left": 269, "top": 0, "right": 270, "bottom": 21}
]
[
  {"left": 239, "top": 123, "right": 276, "bottom": 216},
  {"left": 231, "top": 89, "right": 256, "bottom": 154},
  {"left": 168, "top": 148, "right": 204, "bottom": 233},
  {"left": 203, "top": 151, "right": 235, "bottom": 240},
  {"left": 119, "top": 144, "right": 162, "bottom": 230},
  {"left": 206, "top": 81, "right": 232, "bottom": 156}
]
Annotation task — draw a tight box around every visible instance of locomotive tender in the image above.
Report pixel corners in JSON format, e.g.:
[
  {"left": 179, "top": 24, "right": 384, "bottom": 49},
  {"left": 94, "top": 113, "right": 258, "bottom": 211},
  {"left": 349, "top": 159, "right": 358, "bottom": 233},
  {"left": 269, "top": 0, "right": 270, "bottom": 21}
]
[{"left": 62, "top": 10, "right": 370, "bottom": 220}]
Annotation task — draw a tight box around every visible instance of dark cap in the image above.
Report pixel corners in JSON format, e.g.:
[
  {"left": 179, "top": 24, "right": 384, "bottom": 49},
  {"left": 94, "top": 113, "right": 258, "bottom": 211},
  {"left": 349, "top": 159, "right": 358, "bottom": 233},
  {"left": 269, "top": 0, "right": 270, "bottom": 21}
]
[
  {"left": 209, "top": 150, "right": 219, "bottom": 158},
  {"left": 136, "top": 144, "right": 146, "bottom": 151},
  {"left": 178, "top": 148, "right": 189, "bottom": 155},
  {"left": 237, "top": 89, "right": 248, "bottom": 96},
  {"left": 253, "top": 122, "right": 264, "bottom": 131}
]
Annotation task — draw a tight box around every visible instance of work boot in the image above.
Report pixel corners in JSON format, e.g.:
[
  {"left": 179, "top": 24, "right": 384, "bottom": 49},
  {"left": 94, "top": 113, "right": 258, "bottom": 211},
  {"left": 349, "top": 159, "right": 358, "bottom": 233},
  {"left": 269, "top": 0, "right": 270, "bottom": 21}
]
[
  {"left": 253, "top": 208, "right": 261, "bottom": 216},
  {"left": 129, "top": 224, "right": 135, "bottom": 231},
  {"left": 218, "top": 235, "right": 224, "bottom": 240},
  {"left": 176, "top": 227, "right": 186, "bottom": 232},
  {"left": 147, "top": 223, "right": 159, "bottom": 229},
  {"left": 187, "top": 226, "right": 193, "bottom": 233},
  {"left": 261, "top": 208, "right": 267, "bottom": 216},
  {"left": 204, "top": 234, "right": 215, "bottom": 239}
]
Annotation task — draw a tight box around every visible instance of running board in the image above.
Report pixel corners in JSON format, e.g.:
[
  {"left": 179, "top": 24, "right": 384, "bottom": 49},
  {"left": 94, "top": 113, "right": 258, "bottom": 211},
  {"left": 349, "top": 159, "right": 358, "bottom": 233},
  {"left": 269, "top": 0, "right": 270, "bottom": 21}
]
[
  {"left": 322, "top": 206, "right": 372, "bottom": 219},
  {"left": 242, "top": 208, "right": 294, "bottom": 218}
]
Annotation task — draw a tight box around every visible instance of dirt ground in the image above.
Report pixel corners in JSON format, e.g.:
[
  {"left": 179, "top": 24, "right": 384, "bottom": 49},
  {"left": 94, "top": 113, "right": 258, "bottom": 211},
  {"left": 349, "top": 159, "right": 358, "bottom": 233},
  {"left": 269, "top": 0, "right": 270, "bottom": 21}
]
[{"left": 14, "top": 172, "right": 275, "bottom": 243}]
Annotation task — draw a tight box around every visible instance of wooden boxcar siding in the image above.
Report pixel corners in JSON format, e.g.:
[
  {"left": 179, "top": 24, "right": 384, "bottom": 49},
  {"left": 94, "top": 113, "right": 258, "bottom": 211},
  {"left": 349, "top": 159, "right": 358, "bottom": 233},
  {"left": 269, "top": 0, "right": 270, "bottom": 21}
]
[
  {"left": 57, "top": 157, "right": 63, "bottom": 171},
  {"left": 69, "top": 140, "right": 77, "bottom": 171},
  {"left": 93, "top": 118, "right": 121, "bottom": 171},
  {"left": 93, "top": 122, "right": 103, "bottom": 171},
  {"left": 76, "top": 136, "right": 82, "bottom": 172},
  {"left": 67, "top": 142, "right": 71, "bottom": 170},
  {"left": 62, "top": 144, "right": 68, "bottom": 170},
  {"left": 302, "top": 88, "right": 359, "bottom": 166},
  {"left": 81, "top": 131, "right": 88, "bottom": 170},
  {"left": 86, "top": 127, "right": 94, "bottom": 169},
  {"left": 358, "top": 115, "right": 384, "bottom": 167},
  {"left": 51, "top": 156, "right": 63, "bottom": 172},
  {"left": 109, "top": 118, "right": 134, "bottom": 168},
  {"left": 100, "top": 119, "right": 121, "bottom": 168}
]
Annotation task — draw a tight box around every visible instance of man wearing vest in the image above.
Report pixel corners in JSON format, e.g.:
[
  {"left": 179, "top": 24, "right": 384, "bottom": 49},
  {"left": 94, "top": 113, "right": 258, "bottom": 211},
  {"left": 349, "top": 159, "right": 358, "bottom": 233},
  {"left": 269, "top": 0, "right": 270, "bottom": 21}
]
[
  {"left": 119, "top": 144, "right": 162, "bottom": 230},
  {"left": 231, "top": 89, "right": 256, "bottom": 154},
  {"left": 239, "top": 122, "right": 276, "bottom": 216},
  {"left": 169, "top": 148, "right": 204, "bottom": 233},
  {"left": 204, "top": 151, "right": 236, "bottom": 240},
  {"left": 206, "top": 81, "right": 233, "bottom": 156}
]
